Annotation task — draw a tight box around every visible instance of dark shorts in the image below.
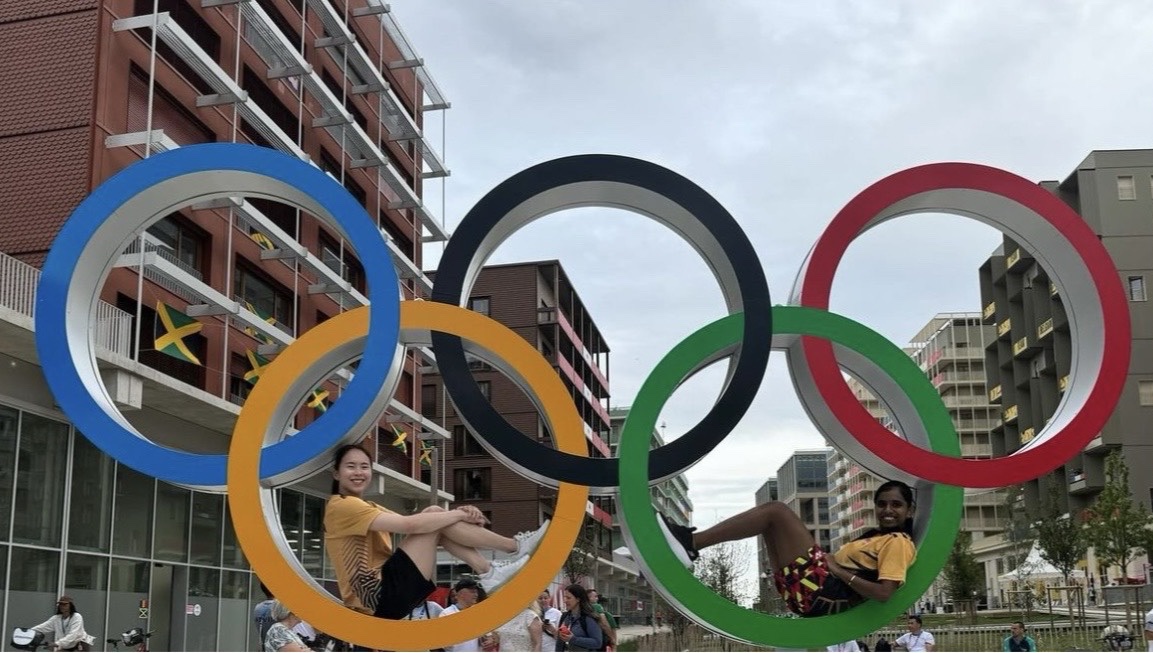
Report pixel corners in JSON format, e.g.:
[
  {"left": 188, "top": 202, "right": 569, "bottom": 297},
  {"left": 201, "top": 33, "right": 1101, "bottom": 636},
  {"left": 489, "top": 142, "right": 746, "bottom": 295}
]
[
  {"left": 772, "top": 545, "right": 861, "bottom": 617},
  {"left": 374, "top": 548, "right": 437, "bottom": 620}
]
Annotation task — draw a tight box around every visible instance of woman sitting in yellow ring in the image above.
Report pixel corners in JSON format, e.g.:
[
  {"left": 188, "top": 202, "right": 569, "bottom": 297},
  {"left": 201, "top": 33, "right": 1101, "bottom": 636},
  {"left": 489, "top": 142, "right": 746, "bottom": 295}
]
[
  {"left": 323, "top": 444, "right": 549, "bottom": 620},
  {"left": 660, "top": 480, "right": 917, "bottom": 617}
]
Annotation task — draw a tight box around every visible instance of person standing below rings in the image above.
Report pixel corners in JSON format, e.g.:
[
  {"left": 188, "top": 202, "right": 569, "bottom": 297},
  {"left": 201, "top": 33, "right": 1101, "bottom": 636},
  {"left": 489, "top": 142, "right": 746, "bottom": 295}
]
[
  {"left": 253, "top": 583, "right": 277, "bottom": 646},
  {"left": 555, "top": 585, "right": 604, "bottom": 652},
  {"left": 1003, "top": 621, "right": 1036, "bottom": 652},
  {"left": 539, "top": 590, "right": 563, "bottom": 653},
  {"left": 827, "top": 639, "right": 861, "bottom": 652},
  {"left": 439, "top": 579, "right": 494, "bottom": 652},
  {"left": 585, "top": 590, "right": 616, "bottom": 651},
  {"left": 27, "top": 596, "right": 96, "bottom": 652},
  {"left": 494, "top": 598, "right": 542, "bottom": 651},
  {"left": 324, "top": 444, "right": 550, "bottom": 625},
  {"left": 263, "top": 600, "right": 312, "bottom": 652},
  {"left": 655, "top": 480, "right": 919, "bottom": 618},
  {"left": 894, "top": 615, "right": 935, "bottom": 652}
]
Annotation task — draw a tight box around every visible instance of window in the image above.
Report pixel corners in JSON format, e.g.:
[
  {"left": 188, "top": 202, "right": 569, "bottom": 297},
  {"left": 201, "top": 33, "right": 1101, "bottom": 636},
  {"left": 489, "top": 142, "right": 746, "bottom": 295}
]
[
  {"left": 478, "top": 380, "right": 491, "bottom": 401},
  {"left": 1117, "top": 176, "right": 1136, "bottom": 200},
  {"left": 242, "top": 66, "right": 299, "bottom": 138},
  {"left": 234, "top": 262, "right": 293, "bottom": 327},
  {"left": 1128, "top": 276, "right": 1146, "bottom": 302},
  {"left": 380, "top": 213, "right": 415, "bottom": 260},
  {"left": 468, "top": 297, "right": 491, "bottom": 316},
  {"left": 318, "top": 231, "right": 365, "bottom": 292},
  {"left": 455, "top": 468, "right": 492, "bottom": 501},
  {"left": 147, "top": 214, "right": 207, "bottom": 276},
  {"left": 319, "top": 150, "right": 367, "bottom": 206},
  {"left": 133, "top": 0, "right": 220, "bottom": 95},
  {"left": 127, "top": 66, "right": 215, "bottom": 143},
  {"left": 1139, "top": 380, "right": 1153, "bottom": 406},
  {"left": 453, "top": 424, "right": 487, "bottom": 457},
  {"left": 421, "top": 384, "right": 438, "bottom": 416}
]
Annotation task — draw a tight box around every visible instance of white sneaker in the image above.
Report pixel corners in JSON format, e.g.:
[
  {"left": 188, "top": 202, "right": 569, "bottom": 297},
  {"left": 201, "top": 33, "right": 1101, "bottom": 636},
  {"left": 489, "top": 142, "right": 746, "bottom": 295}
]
[
  {"left": 479, "top": 555, "right": 528, "bottom": 592},
  {"left": 496, "top": 520, "right": 551, "bottom": 560}
]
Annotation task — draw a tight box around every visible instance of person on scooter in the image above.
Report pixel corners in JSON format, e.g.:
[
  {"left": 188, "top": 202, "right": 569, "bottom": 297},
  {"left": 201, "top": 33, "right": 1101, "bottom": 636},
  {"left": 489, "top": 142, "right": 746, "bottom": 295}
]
[{"left": 28, "top": 596, "right": 95, "bottom": 651}]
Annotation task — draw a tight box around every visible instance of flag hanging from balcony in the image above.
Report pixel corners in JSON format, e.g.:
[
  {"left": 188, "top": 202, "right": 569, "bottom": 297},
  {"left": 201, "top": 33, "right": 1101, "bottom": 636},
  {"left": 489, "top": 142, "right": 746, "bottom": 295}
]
[
  {"left": 391, "top": 424, "right": 408, "bottom": 455},
  {"left": 154, "top": 301, "right": 203, "bottom": 365},
  {"left": 419, "top": 442, "right": 433, "bottom": 467},
  {"left": 243, "top": 301, "right": 278, "bottom": 345},
  {"left": 250, "top": 231, "right": 276, "bottom": 250},
  {"left": 244, "top": 350, "right": 269, "bottom": 385},
  {"left": 307, "top": 388, "right": 329, "bottom": 413}
]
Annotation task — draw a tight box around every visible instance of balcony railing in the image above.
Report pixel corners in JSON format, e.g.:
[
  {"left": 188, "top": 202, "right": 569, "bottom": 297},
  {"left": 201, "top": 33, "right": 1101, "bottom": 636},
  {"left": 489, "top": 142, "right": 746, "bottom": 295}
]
[
  {"left": 1050, "top": 280, "right": 1059, "bottom": 297},
  {"left": 1012, "top": 337, "right": 1029, "bottom": 356},
  {"left": 1059, "top": 375, "right": 1069, "bottom": 392},
  {"left": 982, "top": 301, "right": 996, "bottom": 320},
  {"left": 988, "top": 385, "right": 1002, "bottom": 402},
  {"left": 0, "top": 251, "right": 134, "bottom": 358},
  {"left": 1019, "top": 427, "right": 1036, "bottom": 444},
  {"left": 997, "top": 318, "right": 1012, "bottom": 337},
  {"left": 1006, "top": 248, "right": 1022, "bottom": 269},
  {"left": 1037, "top": 318, "right": 1054, "bottom": 339},
  {"left": 1003, "top": 404, "right": 1019, "bottom": 422}
]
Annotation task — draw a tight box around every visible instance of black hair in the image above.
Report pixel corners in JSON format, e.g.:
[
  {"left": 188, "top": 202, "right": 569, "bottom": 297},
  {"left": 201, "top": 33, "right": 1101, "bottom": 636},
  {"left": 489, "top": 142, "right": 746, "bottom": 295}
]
[
  {"left": 55, "top": 596, "right": 78, "bottom": 616},
  {"left": 1012, "top": 621, "right": 1026, "bottom": 629},
  {"left": 908, "top": 614, "right": 923, "bottom": 626},
  {"left": 564, "top": 584, "right": 595, "bottom": 615},
  {"left": 853, "top": 480, "right": 916, "bottom": 540},
  {"left": 330, "top": 443, "right": 373, "bottom": 495}
]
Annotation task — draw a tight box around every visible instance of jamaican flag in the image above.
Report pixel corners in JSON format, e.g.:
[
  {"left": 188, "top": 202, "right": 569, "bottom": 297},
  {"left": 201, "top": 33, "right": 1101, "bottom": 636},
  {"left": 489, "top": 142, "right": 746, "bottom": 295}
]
[
  {"left": 307, "top": 387, "right": 329, "bottom": 413},
  {"left": 419, "top": 442, "right": 433, "bottom": 467},
  {"left": 250, "top": 231, "right": 276, "bottom": 250},
  {"left": 243, "top": 301, "right": 278, "bottom": 345},
  {"left": 244, "top": 350, "right": 270, "bottom": 385},
  {"left": 391, "top": 424, "right": 408, "bottom": 455},
  {"left": 154, "top": 301, "right": 203, "bottom": 365}
]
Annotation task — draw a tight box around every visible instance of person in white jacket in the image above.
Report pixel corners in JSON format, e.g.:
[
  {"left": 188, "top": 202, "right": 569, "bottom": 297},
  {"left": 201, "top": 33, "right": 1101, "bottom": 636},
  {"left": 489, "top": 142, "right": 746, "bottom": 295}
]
[{"left": 29, "top": 596, "right": 95, "bottom": 652}]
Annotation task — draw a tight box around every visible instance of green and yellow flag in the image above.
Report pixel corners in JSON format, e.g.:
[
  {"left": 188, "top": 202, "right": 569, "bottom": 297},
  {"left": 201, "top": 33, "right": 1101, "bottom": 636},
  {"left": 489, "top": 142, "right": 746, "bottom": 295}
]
[
  {"left": 307, "top": 388, "right": 329, "bottom": 413},
  {"left": 243, "top": 301, "right": 278, "bottom": 345},
  {"left": 250, "top": 231, "right": 276, "bottom": 250},
  {"left": 154, "top": 301, "right": 203, "bottom": 365},
  {"left": 244, "top": 350, "right": 269, "bottom": 385},
  {"left": 391, "top": 424, "right": 408, "bottom": 455},
  {"left": 419, "top": 442, "right": 433, "bottom": 467}
]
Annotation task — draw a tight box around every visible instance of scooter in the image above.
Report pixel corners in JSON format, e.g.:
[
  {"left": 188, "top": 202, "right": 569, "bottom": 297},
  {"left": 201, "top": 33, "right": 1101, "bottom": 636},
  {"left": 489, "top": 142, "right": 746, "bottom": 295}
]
[{"left": 107, "top": 627, "right": 152, "bottom": 652}]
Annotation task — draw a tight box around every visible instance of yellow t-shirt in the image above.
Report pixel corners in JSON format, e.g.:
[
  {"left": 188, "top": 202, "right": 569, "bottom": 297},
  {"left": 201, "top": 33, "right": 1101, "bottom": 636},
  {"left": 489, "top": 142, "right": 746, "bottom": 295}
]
[
  {"left": 324, "top": 494, "right": 396, "bottom": 613},
  {"left": 832, "top": 532, "right": 917, "bottom": 584}
]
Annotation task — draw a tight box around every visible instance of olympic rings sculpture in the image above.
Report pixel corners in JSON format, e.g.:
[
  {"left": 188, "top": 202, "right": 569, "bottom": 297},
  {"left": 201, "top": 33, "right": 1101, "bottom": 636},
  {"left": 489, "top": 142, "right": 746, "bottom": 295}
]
[{"left": 32, "top": 143, "right": 1129, "bottom": 650}]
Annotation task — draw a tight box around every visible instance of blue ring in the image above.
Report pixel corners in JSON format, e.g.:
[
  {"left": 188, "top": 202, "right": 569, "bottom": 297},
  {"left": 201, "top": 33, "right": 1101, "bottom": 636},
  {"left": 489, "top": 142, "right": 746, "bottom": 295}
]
[{"left": 34, "top": 143, "right": 399, "bottom": 486}]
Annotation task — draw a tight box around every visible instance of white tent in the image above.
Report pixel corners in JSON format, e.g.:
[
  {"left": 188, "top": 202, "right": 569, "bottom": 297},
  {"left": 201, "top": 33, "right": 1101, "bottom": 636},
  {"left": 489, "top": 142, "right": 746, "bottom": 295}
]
[{"left": 997, "top": 543, "right": 1067, "bottom": 582}]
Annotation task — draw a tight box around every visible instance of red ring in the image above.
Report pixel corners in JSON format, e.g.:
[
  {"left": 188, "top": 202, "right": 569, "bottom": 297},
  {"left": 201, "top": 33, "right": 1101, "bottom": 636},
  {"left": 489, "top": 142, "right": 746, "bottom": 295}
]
[{"left": 797, "top": 162, "right": 1130, "bottom": 487}]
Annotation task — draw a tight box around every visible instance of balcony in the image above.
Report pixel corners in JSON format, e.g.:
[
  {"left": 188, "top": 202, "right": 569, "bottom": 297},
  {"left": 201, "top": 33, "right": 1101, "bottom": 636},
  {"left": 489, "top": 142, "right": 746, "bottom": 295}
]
[
  {"left": 1050, "top": 280, "right": 1059, "bottom": 297},
  {"left": 0, "top": 251, "right": 134, "bottom": 358},
  {"left": 982, "top": 301, "right": 996, "bottom": 321},
  {"left": 932, "top": 371, "right": 988, "bottom": 387},
  {"left": 1006, "top": 248, "right": 1023, "bottom": 270},
  {"left": 1037, "top": 318, "right": 1054, "bottom": 339},
  {"left": 941, "top": 394, "right": 993, "bottom": 409},
  {"left": 997, "top": 318, "right": 1012, "bottom": 338},
  {"left": 1012, "top": 336, "right": 1038, "bottom": 357},
  {"left": 1003, "top": 404, "right": 1018, "bottom": 423},
  {"left": 1019, "top": 427, "right": 1035, "bottom": 444},
  {"left": 1058, "top": 375, "right": 1069, "bottom": 393},
  {"left": 988, "top": 384, "right": 1002, "bottom": 402},
  {"left": 961, "top": 442, "right": 993, "bottom": 458},
  {"left": 1068, "top": 475, "right": 1103, "bottom": 495}
]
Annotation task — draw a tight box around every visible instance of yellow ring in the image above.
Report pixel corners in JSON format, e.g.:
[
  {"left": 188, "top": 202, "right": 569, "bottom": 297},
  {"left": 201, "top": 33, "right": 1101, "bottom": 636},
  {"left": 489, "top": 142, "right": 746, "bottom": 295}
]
[{"left": 228, "top": 302, "right": 589, "bottom": 650}]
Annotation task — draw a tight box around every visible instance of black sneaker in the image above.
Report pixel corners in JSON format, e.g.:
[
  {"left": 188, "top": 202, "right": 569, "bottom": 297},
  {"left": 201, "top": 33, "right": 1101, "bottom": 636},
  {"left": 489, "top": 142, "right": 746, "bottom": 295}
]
[{"left": 659, "top": 513, "right": 698, "bottom": 567}]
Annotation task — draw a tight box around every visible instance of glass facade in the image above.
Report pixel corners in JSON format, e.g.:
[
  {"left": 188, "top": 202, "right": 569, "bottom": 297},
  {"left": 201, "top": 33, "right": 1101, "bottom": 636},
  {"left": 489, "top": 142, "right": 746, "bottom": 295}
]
[{"left": 0, "top": 401, "right": 337, "bottom": 651}]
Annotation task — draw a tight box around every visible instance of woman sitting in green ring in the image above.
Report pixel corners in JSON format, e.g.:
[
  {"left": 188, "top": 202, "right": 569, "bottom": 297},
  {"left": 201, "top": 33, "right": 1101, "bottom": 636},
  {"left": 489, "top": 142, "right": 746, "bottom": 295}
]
[{"left": 660, "top": 479, "right": 916, "bottom": 617}]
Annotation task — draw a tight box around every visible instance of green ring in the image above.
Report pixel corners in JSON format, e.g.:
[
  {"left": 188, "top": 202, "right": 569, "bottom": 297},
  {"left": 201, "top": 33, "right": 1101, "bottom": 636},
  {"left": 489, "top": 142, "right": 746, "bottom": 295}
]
[{"left": 618, "top": 306, "right": 963, "bottom": 648}]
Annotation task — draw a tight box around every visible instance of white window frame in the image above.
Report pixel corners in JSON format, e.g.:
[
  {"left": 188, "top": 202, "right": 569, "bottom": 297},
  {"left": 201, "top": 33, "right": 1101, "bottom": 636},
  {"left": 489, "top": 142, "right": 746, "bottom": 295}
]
[
  {"left": 1139, "top": 380, "right": 1153, "bottom": 406},
  {"left": 1128, "top": 275, "right": 1147, "bottom": 302},
  {"left": 1118, "top": 175, "right": 1136, "bottom": 200}
]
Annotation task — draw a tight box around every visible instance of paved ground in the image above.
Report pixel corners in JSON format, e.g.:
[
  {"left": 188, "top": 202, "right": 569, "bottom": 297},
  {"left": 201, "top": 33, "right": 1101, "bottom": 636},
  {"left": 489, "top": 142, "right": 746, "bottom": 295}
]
[{"left": 614, "top": 624, "right": 670, "bottom": 643}]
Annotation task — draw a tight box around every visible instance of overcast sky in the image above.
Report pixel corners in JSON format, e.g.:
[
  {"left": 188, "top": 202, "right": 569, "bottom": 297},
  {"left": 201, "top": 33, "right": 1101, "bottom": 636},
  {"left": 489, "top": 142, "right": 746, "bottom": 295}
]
[{"left": 390, "top": 0, "right": 1153, "bottom": 592}]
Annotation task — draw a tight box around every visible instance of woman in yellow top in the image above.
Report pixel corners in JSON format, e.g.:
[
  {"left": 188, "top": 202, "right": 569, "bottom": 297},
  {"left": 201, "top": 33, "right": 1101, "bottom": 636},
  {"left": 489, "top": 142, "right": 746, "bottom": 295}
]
[
  {"left": 324, "top": 444, "right": 549, "bottom": 620},
  {"left": 660, "top": 479, "right": 917, "bottom": 617}
]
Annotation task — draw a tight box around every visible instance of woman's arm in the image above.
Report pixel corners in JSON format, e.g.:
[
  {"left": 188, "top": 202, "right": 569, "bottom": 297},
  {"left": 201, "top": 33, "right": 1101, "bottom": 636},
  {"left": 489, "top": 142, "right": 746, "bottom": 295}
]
[
  {"left": 29, "top": 616, "right": 56, "bottom": 635},
  {"left": 825, "top": 558, "right": 901, "bottom": 602},
  {"left": 369, "top": 508, "right": 471, "bottom": 534},
  {"left": 530, "top": 616, "right": 542, "bottom": 651}
]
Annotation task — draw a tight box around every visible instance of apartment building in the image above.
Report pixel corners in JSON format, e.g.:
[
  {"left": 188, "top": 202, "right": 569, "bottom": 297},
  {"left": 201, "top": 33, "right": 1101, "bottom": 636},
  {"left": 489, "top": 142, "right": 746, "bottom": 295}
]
[
  {"left": 979, "top": 149, "right": 1153, "bottom": 584},
  {"left": 0, "top": 0, "right": 447, "bottom": 649}
]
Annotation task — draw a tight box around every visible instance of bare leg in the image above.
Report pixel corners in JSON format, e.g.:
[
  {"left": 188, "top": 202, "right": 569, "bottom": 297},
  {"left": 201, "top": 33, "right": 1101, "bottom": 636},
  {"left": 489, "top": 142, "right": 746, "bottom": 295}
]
[
  {"left": 396, "top": 506, "right": 510, "bottom": 579},
  {"left": 440, "top": 521, "right": 517, "bottom": 554},
  {"left": 693, "top": 502, "right": 816, "bottom": 569}
]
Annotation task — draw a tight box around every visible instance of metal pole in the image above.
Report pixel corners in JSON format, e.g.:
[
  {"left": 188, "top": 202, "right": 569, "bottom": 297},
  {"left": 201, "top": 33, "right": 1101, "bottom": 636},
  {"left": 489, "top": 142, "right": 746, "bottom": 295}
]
[{"left": 428, "top": 445, "right": 439, "bottom": 507}]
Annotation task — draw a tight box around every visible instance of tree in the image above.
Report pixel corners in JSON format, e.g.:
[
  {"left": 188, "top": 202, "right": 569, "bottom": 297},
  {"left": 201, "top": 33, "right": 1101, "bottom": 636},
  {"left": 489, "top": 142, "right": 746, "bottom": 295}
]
[
  {"left": 563, "top": 517, "right": 597, "bottom": 585},
  {"left": 1033, "top": 483, "right": 1086, "bottom": 587},
  {"left": 1082, "top": 451, "right": 1150, "bottom": 582},
  {"left": 1002, "top": 485, "right": 1037, "bottom": 613},
  {"left": 695, "top": 541, "right": 752, "bottom": 605},
  {"left": 942, "top": 531, "right": 984, "bottom": 616}
]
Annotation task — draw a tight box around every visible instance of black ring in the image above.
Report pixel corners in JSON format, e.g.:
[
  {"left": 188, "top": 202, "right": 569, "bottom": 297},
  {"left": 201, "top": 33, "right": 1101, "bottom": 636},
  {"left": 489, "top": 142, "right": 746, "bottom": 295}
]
[{"left": 430, "top": 154, "right": 771, "bottom": 490}]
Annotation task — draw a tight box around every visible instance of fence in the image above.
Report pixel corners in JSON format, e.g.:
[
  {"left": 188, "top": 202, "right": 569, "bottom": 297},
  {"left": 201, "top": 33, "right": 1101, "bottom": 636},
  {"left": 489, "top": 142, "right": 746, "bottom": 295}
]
[
  {"left": 0, "top": 250, "right": 134, "bottom": 358},
  {"left": 619, "top": 616, "right": 1146, "bottom": 651}
]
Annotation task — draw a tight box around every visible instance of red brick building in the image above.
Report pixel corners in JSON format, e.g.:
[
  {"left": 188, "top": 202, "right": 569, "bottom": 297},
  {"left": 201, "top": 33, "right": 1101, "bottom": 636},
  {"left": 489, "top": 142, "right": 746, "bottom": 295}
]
[{"left": 421, "top": 261, "right": 617, "bottom": 561}]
